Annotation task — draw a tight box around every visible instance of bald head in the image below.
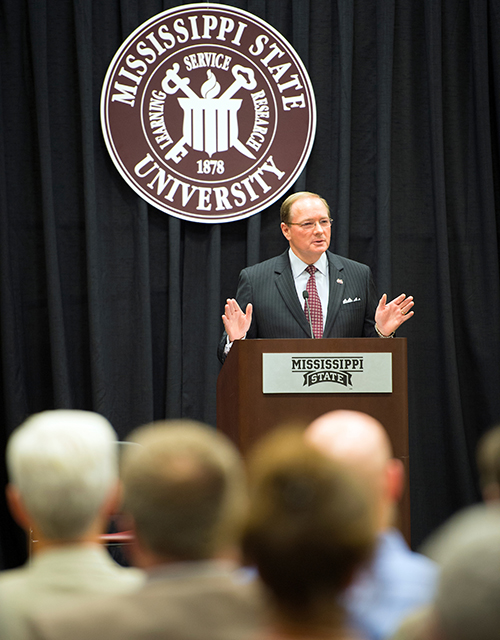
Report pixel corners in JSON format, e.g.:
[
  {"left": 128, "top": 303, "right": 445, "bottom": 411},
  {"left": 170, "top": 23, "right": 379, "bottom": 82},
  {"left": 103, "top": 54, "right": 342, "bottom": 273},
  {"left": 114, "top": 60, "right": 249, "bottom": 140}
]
[
  {"left": 305, "top": 411, "right": 403, "bottom": 530},
  {"left": 306, "top": 411, "right": 392, "bottom": 475}
]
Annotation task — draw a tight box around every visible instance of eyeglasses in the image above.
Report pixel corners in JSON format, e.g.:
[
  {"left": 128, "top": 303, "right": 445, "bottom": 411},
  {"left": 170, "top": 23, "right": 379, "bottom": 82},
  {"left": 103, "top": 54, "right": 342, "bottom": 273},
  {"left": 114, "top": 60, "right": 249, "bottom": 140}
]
[{"left": 287, "top": 218, "right": 332, "bottom": 231}]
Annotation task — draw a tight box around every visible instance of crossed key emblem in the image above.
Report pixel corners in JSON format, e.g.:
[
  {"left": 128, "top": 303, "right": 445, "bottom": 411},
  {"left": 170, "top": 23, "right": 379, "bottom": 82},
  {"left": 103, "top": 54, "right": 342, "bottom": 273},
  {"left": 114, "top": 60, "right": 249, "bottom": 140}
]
[{"left": 161, "top": 63, "right": 258, "bottom": 162}]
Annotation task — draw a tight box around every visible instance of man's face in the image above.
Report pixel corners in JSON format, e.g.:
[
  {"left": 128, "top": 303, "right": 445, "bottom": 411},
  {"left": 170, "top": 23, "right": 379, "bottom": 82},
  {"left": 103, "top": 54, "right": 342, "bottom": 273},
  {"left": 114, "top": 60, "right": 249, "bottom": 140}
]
[{"left": 281, "top": 196, "right": 332, "bottom": 264}]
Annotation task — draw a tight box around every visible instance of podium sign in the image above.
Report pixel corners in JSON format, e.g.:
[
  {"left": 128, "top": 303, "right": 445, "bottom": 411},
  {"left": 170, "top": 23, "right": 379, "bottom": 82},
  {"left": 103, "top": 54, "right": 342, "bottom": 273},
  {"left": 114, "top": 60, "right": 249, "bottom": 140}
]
[
  {"left": 217, "top": 338, "right": 410, "bottom": 542},
  {"left": 263, "top": 352, "right": 392, "bottom": 393}
]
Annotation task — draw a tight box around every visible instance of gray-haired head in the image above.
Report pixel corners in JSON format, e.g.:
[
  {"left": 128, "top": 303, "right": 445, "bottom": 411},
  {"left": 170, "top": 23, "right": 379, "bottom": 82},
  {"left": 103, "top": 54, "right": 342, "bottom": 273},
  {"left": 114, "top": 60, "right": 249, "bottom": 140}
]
[{"left": 7, "top": 410, "right": 119, "bottom": 540}]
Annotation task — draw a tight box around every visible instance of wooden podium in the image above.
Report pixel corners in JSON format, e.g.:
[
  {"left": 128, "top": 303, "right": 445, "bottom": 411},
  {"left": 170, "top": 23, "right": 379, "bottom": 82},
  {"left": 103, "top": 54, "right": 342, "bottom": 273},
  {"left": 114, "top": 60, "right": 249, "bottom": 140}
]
[{"left": 217, "top": 338, "right": 410, "bottom": 540}]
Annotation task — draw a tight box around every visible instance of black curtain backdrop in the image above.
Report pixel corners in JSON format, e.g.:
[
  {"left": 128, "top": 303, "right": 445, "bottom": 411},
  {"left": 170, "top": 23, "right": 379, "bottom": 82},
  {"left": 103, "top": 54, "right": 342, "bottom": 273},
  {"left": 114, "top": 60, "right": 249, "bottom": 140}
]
[{"left": 1, "top": 0, "right": 500, "bottom": 568}]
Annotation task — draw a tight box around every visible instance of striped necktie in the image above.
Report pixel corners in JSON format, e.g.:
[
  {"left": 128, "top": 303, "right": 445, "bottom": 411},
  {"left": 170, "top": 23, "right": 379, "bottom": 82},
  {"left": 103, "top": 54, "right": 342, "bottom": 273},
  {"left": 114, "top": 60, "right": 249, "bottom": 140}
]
[{"left": 305, "top": 265, "right": 323, "bottom": 338}]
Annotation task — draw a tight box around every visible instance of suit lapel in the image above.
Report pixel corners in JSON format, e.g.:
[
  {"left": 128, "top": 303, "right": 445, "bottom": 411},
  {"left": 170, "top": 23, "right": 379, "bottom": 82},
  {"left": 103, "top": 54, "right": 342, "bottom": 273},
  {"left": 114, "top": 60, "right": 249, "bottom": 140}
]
[
  {"left": 324, "top": 252, "right": 345, "bottom": 336},
  {"left": 274, "top": 251, "right": 312, "bottom": 335}
]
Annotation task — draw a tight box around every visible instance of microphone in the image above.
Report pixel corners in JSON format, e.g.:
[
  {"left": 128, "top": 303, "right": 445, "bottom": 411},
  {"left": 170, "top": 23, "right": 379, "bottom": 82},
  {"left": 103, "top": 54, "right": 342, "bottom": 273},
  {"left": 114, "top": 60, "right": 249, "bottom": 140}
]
[{"left": 302, "top": 290, "right": 315, "bottom": 339}]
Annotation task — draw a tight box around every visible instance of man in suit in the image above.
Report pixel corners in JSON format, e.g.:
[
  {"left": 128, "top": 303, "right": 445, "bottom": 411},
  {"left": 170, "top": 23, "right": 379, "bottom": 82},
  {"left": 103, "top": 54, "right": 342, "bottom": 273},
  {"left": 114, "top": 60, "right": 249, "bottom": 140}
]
[
  {"left": 0, "top": 410, "right": 143, "bottom": 640},
  {"left": 30, "top": 420, "right": 263, "bottom": 640},
  {"left": 218, "top": 191, "right": 414, "bottom": 362}
]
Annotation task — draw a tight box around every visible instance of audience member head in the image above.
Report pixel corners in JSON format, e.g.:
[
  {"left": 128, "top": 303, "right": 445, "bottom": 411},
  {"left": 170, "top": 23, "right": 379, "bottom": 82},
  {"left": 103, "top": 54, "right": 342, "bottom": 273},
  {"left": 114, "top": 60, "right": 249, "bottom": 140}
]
[
  {"left": 305, "top": 410, "right": 404, "bottom": 531},
  {"left": 121, "top": 420, "right": 247, "bottom": 565},
  {"left": 242, "top": 427, "right": 375, "bottom": 631},
  {"left": 476, "top": 424, "right": 500, "bottom": 502},
  {"left": 6, "top": 410, "right": 119, "bottom": 542},
  {"left": 429, "top": 518, "right": 500, "bottom": 640}
]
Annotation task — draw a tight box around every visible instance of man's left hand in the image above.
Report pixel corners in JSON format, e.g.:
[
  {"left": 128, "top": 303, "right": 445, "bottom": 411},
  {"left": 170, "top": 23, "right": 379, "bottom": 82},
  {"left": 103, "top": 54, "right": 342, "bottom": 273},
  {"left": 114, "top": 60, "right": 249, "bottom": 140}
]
[{"left": 375, "top": 293, "right": 414, "bottom": 337}]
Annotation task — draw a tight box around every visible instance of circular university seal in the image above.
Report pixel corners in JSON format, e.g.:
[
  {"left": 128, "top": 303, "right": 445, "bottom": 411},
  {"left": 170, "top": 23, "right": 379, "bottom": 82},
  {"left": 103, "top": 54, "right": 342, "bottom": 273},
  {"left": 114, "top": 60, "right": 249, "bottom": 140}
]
[{"left": 101, "top": 3, "right": 316, "bottom": 223}]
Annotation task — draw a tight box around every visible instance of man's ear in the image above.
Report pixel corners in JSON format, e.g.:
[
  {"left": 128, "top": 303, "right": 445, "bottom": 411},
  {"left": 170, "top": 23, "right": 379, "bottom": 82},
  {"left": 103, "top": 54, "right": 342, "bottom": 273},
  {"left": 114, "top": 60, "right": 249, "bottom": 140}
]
[
  {"left": 386, "top": 458, "right": 405, "bottom": 504},
  {"left": 100, "top": 480, "right": 123, "bottom": 519},
  {"left": 281, "top": 221, "right": 291, "bottom": 241},
  {"left": 6, "top": 484, "right": 32, "bottom": 532},
  {"left": 482, "top": 482, "right": 500, "bottom": 503},
  {"left": 123, "top": 516, "right": 160, "bottom": 570}
]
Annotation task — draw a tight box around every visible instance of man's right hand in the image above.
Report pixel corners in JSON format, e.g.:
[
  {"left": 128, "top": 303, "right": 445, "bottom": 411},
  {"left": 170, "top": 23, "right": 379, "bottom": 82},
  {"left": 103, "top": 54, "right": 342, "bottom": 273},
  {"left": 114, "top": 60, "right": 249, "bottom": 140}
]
[{"left": 222, "top": 299, "right": 253, "bottom": 342}]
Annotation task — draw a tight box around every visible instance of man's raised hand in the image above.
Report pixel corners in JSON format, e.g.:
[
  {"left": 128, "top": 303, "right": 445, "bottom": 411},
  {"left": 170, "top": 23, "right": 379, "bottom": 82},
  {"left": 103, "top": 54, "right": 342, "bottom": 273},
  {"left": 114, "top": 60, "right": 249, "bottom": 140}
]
[
  {"left": 375, "top": 293, "right": 414, "bottom": 337},
  {"left": 222, "top": 298, "right": 253, "bottom": 342}
]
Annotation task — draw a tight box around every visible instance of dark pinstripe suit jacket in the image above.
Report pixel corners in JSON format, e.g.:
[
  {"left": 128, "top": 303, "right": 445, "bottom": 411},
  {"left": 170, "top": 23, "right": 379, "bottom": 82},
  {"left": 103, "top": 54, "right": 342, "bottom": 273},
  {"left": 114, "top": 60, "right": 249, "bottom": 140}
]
[{"left": 218, "top": 249, "right": 378, "bottom": 362}]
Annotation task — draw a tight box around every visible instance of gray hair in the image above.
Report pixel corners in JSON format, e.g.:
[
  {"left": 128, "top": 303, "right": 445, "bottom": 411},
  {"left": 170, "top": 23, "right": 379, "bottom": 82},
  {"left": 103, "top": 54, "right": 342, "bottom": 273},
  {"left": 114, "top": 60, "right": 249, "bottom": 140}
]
[{"left": 7, "top": 410, "right": 118, "bottom": 540}]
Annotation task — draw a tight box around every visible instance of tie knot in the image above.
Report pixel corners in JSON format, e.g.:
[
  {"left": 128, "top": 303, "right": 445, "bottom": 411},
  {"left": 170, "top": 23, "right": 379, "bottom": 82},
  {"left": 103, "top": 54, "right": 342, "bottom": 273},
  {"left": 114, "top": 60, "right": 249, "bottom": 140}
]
[{"left": 306, "top": 265, "right": 317, "bottom": 276}]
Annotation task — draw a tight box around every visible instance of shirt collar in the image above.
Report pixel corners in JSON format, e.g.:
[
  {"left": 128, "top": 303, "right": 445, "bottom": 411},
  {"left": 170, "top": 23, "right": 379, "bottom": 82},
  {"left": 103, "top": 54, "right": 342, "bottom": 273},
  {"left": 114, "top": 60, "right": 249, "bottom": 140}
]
[{"left": 288, "top": 248, "right": 328, "bottom": 279}]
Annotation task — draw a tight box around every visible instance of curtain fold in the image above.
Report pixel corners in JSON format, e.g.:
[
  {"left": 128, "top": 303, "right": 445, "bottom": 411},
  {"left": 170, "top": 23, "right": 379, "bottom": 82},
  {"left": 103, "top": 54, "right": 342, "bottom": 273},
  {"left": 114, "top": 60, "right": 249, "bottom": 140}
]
[
  {"left": 165, "top": 215, "right": 183, "bottom": 418},
  {"left": 28, "top": 0, "right": 73, "bottom": 406},
  {"left": 335, "top": 0, "right": 353, "bottom": 257},
  {"left": 375, "top": 0, "right": 395, "bottom": 293}
]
